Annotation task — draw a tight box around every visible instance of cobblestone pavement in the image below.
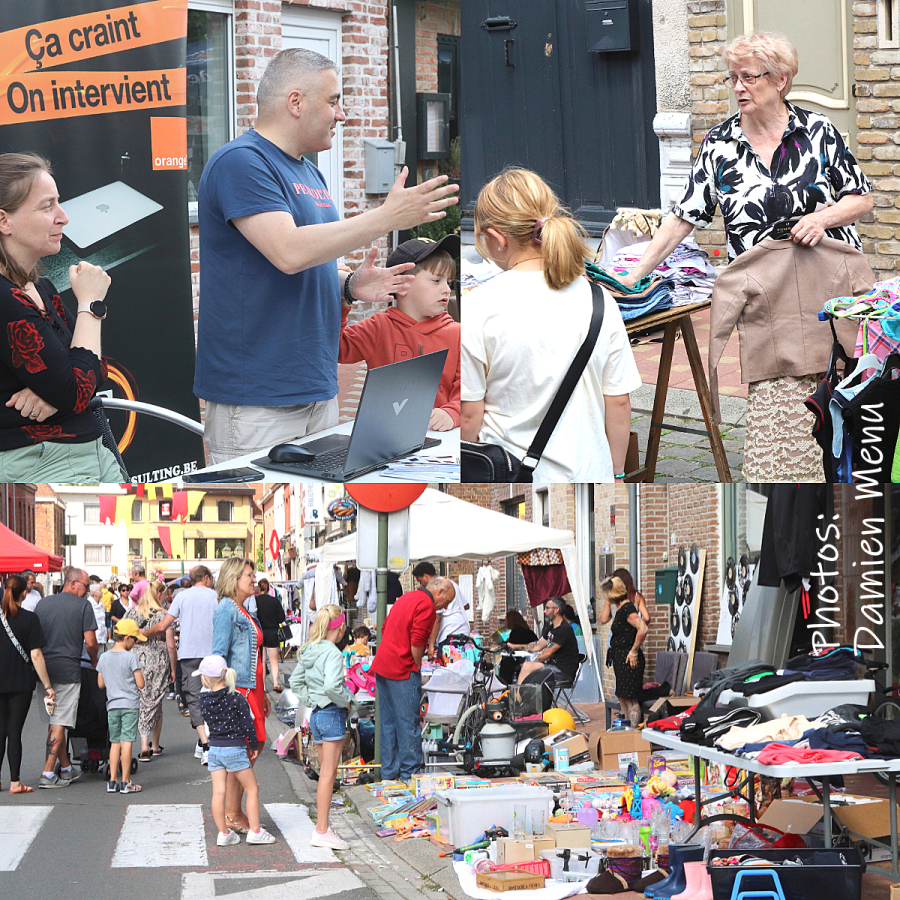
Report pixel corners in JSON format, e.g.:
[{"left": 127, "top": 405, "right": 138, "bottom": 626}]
[{"left": 629, "top": 383, "right": 746, "bottom": 482}]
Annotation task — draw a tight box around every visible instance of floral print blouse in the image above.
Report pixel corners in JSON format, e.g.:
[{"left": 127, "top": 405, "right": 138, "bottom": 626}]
[
  {"left": 672, "top": 103, "right": 870, "bottom": 261},
  {"left": 0, "top": 274, "right": 108, "bottom": 451}
]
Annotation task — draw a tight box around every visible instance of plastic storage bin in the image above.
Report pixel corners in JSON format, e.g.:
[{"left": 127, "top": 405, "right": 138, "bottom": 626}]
[
  {"left": 539, "top": 847, "right": 603, "bottom": 881},
  {"left": 719, "top": 679, "right": 874, "bottom": 719},
  {"left": 707, "top": 847, "right": 865, "bottom": 900},
  {"left": 434, "top": 785, "right": 554, "bottom": 847}
]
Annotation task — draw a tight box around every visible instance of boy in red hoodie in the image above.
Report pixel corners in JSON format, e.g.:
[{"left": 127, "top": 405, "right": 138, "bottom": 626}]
[{"left": 339, "top": 234, "right": 460, "bottom": 430}]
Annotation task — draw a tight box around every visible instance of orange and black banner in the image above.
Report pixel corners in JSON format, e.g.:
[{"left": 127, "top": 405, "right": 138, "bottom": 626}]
[{"left": 0, "top": 0, "right": 203, "bottom": 481}]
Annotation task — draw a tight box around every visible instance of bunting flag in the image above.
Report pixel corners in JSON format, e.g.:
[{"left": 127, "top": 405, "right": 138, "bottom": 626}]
[
  {"left": 99, "top": 495, "right": 117, "bottom": 525},
  {"left": 169, "top": 524, "right": 185, "bottom": 558},
  {"left": 157, "top": 525, "right": 172, "bottom": 558},
  {"left": 185, "top": 491, "right": 206, "bottom": 520},
  {"left": 171, "top": 490, "right": 188, "bottom": 522}
]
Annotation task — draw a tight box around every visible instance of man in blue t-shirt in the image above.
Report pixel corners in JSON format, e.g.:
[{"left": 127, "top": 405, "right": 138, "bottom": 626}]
[{"left": 195, "top": 48, "right": 459, "bottom": 464}]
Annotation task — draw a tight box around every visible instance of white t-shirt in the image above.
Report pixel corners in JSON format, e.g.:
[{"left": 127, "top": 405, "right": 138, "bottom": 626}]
[
  {"left": 461, "top": 271, "right": 642, "bottom": 481},
  {"left": 437, "top": 581, "right": 469, "bottom": 643}
]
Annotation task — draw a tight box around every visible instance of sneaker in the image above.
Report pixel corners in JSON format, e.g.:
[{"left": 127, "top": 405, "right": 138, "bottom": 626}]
[
  {"left": 58, "top": 767, "right": 80, "bottom": 784},
  {"left": 39, "top": 773, "right": 70, "bottom": 789},
  {"left": 247, "top": 827, "right": 277, "bottom": 845},
  {"left": 194, "top": 741, "right": 203, "bottom": 760},
  {"left": 119, "top": 782, "right": 142, "bottom": 793},
  {"left": 201, "top": 748, "right": 209, "bottom": 766},
  {"left": 107, "top": 780, "right": 118, "bottom": 793},
  {"left": 166, "top": 692, "right": 176, "bottom": 700},
  {"left": 309, "top": 827, "right": 349, "bottom": 850},
  {"left": 217, "top": 829, "right": 240, "bottom": 846}
]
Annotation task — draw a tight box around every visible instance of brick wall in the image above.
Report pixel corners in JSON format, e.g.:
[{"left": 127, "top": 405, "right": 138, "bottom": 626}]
[
  {"left": 686, "top": 0, "right": 729, "bottom": 262},
  {"left": 638, "top": 485, "right": 721, "bottom": 694},
  {"left": 0, "top": 484, "right": 36, "bottom": 544},
  {"left": 415, "top": 0, "right": 461, "bottom": 182},
  {"left": 851, "top": 2, "right": 900, "bottom": 282}
]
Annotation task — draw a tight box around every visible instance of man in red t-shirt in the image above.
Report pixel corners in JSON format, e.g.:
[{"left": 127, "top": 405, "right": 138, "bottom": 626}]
[{"left": 370, "top": 577, "right": 455, "bottom": 781}]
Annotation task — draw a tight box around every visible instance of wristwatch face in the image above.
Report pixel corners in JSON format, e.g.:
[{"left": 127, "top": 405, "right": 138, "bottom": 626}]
[{"left": 89, "top": 299, "right": 107, "bottom": 319}]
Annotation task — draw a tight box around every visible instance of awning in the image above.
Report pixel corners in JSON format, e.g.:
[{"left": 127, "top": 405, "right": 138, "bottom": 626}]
[{"left": 0, "top": 522, "right": 65, "bottom": 572}]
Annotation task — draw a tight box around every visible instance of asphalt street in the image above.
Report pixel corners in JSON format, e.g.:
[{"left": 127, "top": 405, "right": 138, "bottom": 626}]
[{"left": 0, "top": 683, "right": 380, "bottom": 900}]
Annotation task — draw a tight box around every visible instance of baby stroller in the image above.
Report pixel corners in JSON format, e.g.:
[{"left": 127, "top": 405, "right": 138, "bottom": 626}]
[{"left": 67, "top": 666, "right": 138, "bottom": 778}]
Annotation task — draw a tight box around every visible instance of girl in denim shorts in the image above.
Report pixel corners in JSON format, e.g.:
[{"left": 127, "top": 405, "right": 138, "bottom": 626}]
[
  {"left": 289, "top": 605, "right": 357, "bottom": 850},
  {"left": 196, "top": 654, "right": 276, "bottom": 847}
]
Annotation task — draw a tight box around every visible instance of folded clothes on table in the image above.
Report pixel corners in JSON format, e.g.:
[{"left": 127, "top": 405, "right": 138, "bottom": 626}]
[
  {"left": 754, "top": 742, "right": 862, "bottom": 766},
  {"left": 783, "top": 647, "right": 862, "bottom": 681}
]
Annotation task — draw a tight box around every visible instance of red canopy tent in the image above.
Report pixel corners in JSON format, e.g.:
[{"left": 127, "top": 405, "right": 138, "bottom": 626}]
[{"left": 0, "top": 522, "right": 64, "bottom": 573}]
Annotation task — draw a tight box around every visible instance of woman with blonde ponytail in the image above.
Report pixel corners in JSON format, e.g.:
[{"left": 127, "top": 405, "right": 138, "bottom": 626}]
[
  {"left": 462, "top": 167, "right": 641, "bottom": 481},
  {"left": 289, "top": 604, "right": 356, "bottom": 850}
]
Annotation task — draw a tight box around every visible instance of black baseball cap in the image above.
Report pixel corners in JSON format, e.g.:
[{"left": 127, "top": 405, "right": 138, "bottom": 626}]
[{"left": 386, "top": 233, "right": 460, "bottom": 269}]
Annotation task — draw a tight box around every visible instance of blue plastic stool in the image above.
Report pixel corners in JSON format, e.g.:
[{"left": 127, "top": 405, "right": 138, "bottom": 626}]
[{"left": 728, "top": 869, "right": 787, "bottom": 900}]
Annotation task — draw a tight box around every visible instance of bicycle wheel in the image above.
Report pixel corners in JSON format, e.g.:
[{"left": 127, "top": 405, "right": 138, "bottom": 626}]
[{"left": 872, "top": 699, "right": 900, "bottom": 785}]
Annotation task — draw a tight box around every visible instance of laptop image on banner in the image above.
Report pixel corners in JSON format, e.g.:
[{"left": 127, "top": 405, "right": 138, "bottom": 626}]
[
  {"left": 62, "top": 182, "right": 164, "bottom": 249},
  {"left": 252, "top": 349, "right": 449, "bottom": 480}
]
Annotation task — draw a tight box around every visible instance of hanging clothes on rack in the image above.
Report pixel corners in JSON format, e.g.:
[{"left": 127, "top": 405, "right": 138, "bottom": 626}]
[
  {"left": 516, "top": 548, "right": 571, "bottom": 608},
  {"left": 476, "top": 563, "right": 499, "bottom": 624},
  {"left": 828, "top": 352, "right": 900, "bottom": 483},
  {"left": 356, "top": 570, "right": 375, "bottom": 612}
]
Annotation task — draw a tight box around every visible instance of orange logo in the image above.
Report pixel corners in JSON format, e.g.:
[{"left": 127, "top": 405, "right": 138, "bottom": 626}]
[{"left": 151, "top": 116, "right": 187, "bottom": 170}]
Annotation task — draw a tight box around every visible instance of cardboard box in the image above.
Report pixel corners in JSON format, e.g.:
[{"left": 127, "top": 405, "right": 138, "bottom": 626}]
[
  {"left": 589, "top": 730, "right": 652, "bottom": 771},
  {"left": 546, "top": 822, "right": 591, "bottom": 849},
  {"left": 497, "top": 838, "right": 536, "bottom": 864},
  {"left": 476, "top": 870, "right": 546, "bottom": 892},
  {"left": 760, "top": 794, "right": 897, "bottom": 854},
  {"left": 411, "top": 772, "right": 454, "bottom": 796},
  {"left": 889, "top": 883, "right": 900, "bottom": 900},
  {"left": 648, "top": 695, "right": 697, "bottom": 714},
  {"left": 531, "top": 837, "right": 556, "bottom": 855},
  {"left": 544, "top": 729, "right": 590, "bottom": 763}
]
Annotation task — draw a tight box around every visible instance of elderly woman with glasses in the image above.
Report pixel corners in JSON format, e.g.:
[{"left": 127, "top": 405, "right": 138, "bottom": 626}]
[
  {"left": 211, "top": 556, "right": 270, "bottom": 836},
  {"left": 618, "top": 31, "right": 873, "bottom": 482}
]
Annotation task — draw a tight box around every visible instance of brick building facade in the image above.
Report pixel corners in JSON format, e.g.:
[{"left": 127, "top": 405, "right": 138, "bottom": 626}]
[
  {"left": 1, "top": 483, "right": 37, "bottom": 544},
  {"left": 34, "top": 484, "right": 66, "bottom": 562}
]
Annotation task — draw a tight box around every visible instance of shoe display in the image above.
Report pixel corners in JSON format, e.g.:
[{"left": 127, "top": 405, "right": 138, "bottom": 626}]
[
  {"left": 39, "top": 774, "right": 69, "bottom": 789},
  {"left": 247, "top": 827, "right": 277, "bottom": 844},
  {"left": 217, "top": 829, "right": 240, "bottom": 846},
  {"left": 309, "top": 827, "right": 349, "bottom": 850},
  {"left": 647, "top": 844, "right": 704, "bottom": 898}
]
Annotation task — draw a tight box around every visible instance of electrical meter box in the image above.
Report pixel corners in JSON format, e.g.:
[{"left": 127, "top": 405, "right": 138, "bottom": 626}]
[{"left": 364, "top": 138, "right": 395, "bottom": 194}]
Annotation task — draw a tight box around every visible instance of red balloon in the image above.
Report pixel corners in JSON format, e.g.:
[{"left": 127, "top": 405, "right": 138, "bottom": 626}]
[{"left": 344, "top": 483, "right": 427, "bottom": 512}]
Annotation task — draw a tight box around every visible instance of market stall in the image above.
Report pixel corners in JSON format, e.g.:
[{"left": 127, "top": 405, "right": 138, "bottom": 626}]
[
  {"left": 317, "top": 488, "right": 599, "bottom": 695},
  {"left": 0, "top": 522, "right": 64, "bottom": 574}
]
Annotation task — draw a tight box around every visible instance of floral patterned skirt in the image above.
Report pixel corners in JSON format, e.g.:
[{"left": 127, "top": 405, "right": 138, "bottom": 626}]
[{"left": 743, "top": 375, "right": 825, "bottom": 482}]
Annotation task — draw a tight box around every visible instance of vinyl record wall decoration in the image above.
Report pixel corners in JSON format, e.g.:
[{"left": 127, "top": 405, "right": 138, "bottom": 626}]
[
  {"left": 669, "top": 543, "right": 706, "bottom": 690},
  {"left": 715, "top": 553, "right": 757, "bottom": 646}
]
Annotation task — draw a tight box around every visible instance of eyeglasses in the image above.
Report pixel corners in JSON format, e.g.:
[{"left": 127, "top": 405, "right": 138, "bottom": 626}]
[{"left": 723, "top": 71, "right": 769, "bottom": 88}]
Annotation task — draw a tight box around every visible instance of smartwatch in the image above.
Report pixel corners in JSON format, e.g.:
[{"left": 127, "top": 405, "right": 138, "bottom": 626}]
[{"left": 79, "top": 299, "right": 107, "bottom": 320}]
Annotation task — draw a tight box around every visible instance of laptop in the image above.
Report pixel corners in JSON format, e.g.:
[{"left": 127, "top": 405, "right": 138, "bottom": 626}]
[
  {"left": 61, "top": 182, "right": 164, "bottom": 249},
  {"left": 252, "top": 349, "right": 449, "bottom": 480}
]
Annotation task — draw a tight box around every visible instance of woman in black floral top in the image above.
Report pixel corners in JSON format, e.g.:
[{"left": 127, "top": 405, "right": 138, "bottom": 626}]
[
  {"left": 614, "top": 32, "right": 873, "bottom": 482},
  {"left": 0, "top": 152, "right": 122, "bottom": 481}
]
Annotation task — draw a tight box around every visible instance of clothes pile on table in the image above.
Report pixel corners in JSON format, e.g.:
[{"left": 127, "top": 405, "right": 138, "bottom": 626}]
[
  {"left": 584, "top": 261, "right": 673, "bottom": 321},
  {"left": 608, "top": 240, "right": 717, "bottom": 307}
]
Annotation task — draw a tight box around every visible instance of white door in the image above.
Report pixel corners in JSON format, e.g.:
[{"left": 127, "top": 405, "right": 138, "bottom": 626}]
[{"left": 280, "top": 5, "right": 345, "bottom": 216}]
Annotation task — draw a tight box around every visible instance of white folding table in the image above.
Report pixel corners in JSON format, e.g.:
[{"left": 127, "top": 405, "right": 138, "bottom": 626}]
[{"left": 643, "top": 727, "right": 900, "bottom": 881}]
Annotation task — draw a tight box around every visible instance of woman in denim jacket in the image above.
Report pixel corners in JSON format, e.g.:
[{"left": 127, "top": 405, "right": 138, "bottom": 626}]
[{"left": 212, "top": 556, "right": 270, "bottom": 836}]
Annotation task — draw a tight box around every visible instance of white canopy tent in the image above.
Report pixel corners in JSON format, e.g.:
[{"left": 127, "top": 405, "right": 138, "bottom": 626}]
[{"left": 318, "top": 488, "right": 603, "bottom": 697}]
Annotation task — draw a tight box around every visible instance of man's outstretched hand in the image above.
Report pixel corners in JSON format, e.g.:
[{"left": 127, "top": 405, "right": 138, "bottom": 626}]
[{"left": 348, "top": 245, "right": 416, "bottom": 303}]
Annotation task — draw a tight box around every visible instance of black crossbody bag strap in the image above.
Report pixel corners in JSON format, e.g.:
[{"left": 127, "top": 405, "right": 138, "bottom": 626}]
[{"left": 517, "top": 280, "right": 605, "bottom": 479}]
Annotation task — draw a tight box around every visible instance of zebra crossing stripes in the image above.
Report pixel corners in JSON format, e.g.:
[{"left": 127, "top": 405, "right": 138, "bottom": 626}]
[
  {"left": 112, "top": 804, "right": 208, "bottom": 868},
  {"left": 0, "top": 806, "right": 52, "bottom": 871},
  {"left": 264, "top": 803, "right": 337, "bottom": 864}
]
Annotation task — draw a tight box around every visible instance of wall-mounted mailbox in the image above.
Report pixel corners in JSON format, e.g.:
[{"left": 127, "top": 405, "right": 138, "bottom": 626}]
[{"left": 586, "top": 0, "right": 633, "bottom": 53}]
